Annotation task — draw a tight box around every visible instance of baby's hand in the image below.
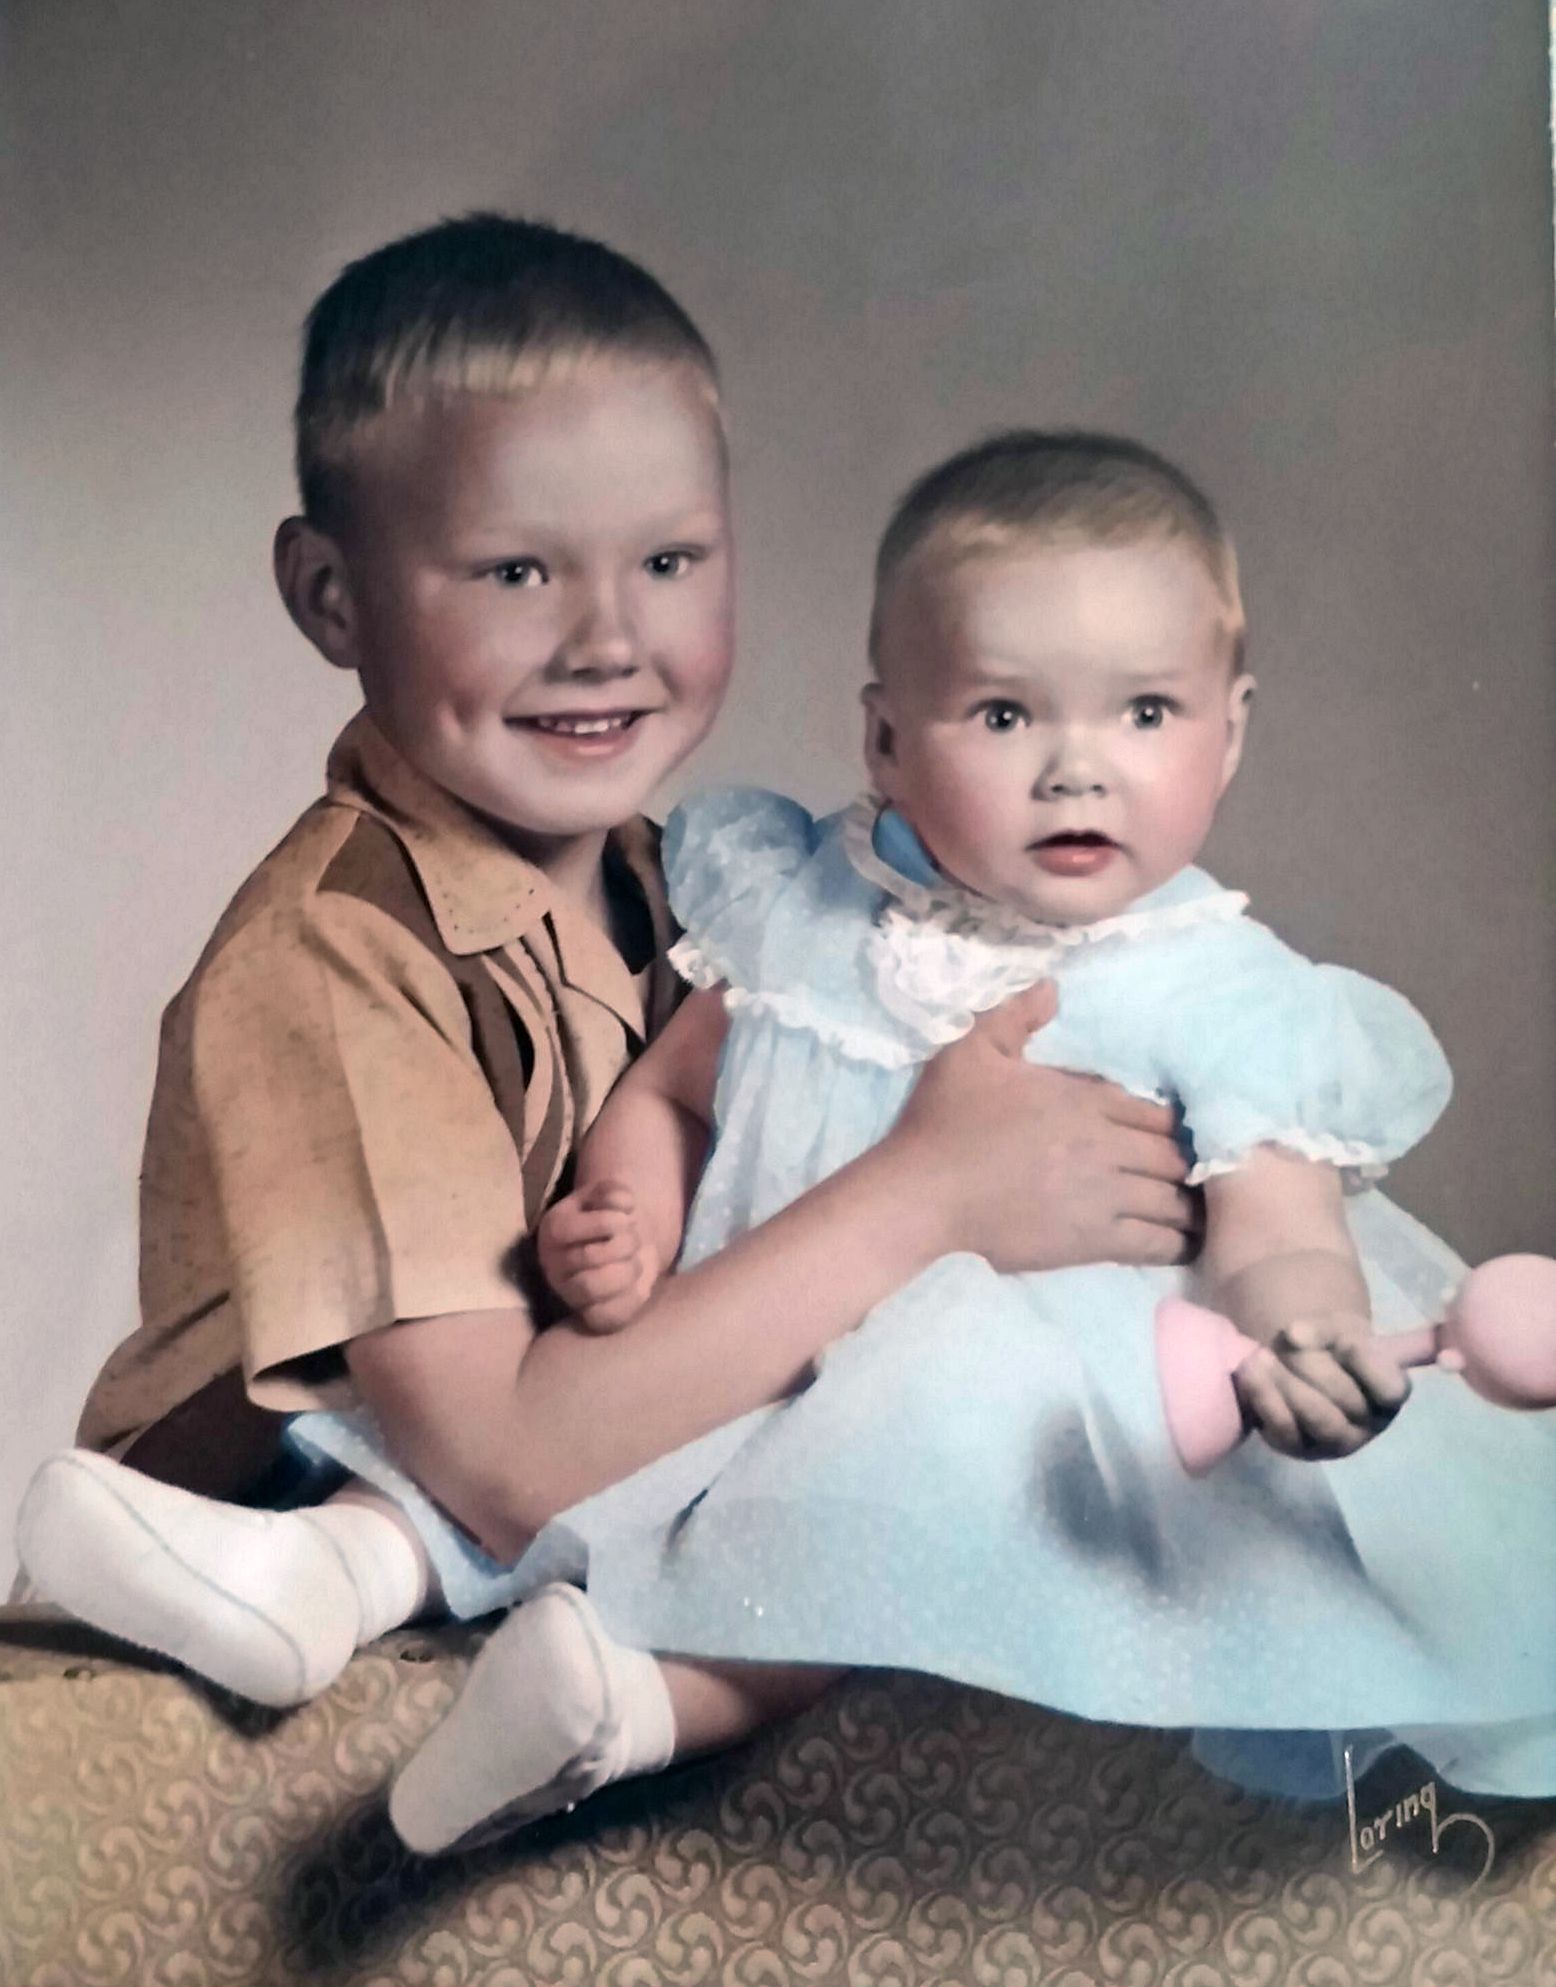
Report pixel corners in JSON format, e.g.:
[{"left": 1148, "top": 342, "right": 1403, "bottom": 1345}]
[
  {"left": 537, "top": 1180, "right": 660, "bottom": 1334},
  {"left": 1232, "top": 1312, "right": 1411, "bottom": 1461}
]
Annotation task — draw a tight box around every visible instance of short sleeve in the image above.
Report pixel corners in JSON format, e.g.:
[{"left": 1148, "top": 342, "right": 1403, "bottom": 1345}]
[
  {"left": 189, "top": 892, "right": 533, "bottom": 1407},
  {"left": 1162, "top": 928, "right": 1453, "bottom": 1185},
  {"left": 663, "top": 787, "right": 821, "bottom": 993}
]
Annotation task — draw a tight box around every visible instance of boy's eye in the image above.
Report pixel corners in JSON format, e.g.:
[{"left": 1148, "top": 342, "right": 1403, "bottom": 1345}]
[
  {"left": 1128, "top": 696, "right": 1174, "bottom": 730},
  {"left": 645, "top": 549, "right": 698, "bottom": 580},
  {"left": 487, "top": 559, "right": 548, "bottom": 588},
  {"left": 978, "top": 700, "right": 1028, "bottom": 734}
]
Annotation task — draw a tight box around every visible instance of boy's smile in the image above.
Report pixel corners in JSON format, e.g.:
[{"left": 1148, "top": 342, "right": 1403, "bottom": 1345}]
[
  {"left": 315, "top": 357, "right": 734, "bottom": 878},
  {"left": 867, "top": 538, "right": 1253, "bottom": 924}
]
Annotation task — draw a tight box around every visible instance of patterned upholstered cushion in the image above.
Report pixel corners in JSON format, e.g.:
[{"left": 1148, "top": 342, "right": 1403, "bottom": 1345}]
[{"left": 1, "top": 1607, "right": 1551, "bottom": 1986}]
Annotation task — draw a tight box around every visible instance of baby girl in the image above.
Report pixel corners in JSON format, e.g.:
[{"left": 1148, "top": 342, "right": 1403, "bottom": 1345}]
[{"left": 387, "top": 429, "right": 1555, "bottom": 1851}]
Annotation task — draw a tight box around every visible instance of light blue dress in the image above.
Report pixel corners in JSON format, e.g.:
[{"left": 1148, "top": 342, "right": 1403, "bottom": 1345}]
[{"left": 292, "top": 789, "right": 1556, "bottom": 1800}]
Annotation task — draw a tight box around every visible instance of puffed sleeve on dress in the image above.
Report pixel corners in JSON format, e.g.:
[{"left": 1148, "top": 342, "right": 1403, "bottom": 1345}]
[
  {"left": 1161, "top": 922, "right": 1453, "bottom": 1184},
  {"left": 663, "top": 787, "right": 821, "bottom": 993}
]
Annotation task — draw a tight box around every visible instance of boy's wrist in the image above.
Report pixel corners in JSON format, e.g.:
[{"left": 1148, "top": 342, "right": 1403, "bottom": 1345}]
[{"left": 847, "top": 1132, "right": 959, "bottom": 1273}]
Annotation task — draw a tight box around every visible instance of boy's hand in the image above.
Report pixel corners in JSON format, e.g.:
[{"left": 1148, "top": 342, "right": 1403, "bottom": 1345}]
[
  {"left": 537, "top": 1181, "right": 660, "bottom": 1334},
  {"left": 893, "top": 981, "right": 1200, "bottom": 1273},
  {"left": 1232, "top": 1312, "right": 1410, "bottom": 1460}
]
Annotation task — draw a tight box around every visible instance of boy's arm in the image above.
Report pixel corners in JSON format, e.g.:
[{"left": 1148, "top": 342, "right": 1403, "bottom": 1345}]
[
  {"left": 350, "top": 981, "right": 1202, "bottom": 1559},
  {"left": 1199, "top": 1146, "right": 1409, "bottom": 1459}
]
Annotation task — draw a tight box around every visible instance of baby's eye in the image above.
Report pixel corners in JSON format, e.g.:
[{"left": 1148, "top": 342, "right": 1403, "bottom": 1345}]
[
  {"left": 1128, "top": 696, "right": 1174, "bottom": 730},
  {"left": 487, "top": 558, "right": 548, "bottom": 588},
  {"left": 978, "top": 700, "right": 1029, "bottom": 734},
  {"left": 645, "top": 549, "right": 699, "bottom": 580}
]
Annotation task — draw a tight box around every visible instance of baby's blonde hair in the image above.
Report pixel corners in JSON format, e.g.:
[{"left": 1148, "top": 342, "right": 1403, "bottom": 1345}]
[
  {"left": 295, "top": 212, "right": 721, "bottom": 534},
  {"left": 871, "top": 430, "right": 1245, "bottom": 671}
]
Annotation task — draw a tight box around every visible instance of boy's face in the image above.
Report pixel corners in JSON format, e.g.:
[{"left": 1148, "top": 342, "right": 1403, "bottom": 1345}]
[
  {"left": 320, "top": 358, "right": 733, "bottom": 863},
  {"left": 866, "top": 537, "right": 1252, "bottom": 924}
]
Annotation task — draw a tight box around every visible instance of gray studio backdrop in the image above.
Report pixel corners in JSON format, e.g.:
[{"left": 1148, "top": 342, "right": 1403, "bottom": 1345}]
[{"left": 3, "top": 2, "right": 1552, "bottom": 1586}]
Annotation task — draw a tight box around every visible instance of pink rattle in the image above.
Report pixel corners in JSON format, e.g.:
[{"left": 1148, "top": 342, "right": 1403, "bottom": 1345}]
[{"left": 1156, "top": 1253, "right": 1556, "bottom": 1475}]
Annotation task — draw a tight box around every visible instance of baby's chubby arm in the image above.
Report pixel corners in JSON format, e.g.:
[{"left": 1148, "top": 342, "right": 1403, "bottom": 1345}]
[
  {"left": 537, "top": 988, "right": 728, "bottom": 1332},
  {"left": 1199, "top": 1146, "right": 1410, "bottom": 1460}
]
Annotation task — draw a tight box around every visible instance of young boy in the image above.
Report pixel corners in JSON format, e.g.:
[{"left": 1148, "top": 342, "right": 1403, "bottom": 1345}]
[{"left": 18, "top": 215, "right": 1198, "bottom": 1736}]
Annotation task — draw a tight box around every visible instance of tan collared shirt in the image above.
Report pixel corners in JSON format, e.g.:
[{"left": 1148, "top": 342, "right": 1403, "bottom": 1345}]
[{"left": 75, "top": 713, "right": 680, "bottom": 1497}]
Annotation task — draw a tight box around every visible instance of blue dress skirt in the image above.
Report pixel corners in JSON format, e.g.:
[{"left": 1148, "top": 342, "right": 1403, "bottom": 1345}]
[{"left": 291, "top": 790, "right": 1556, "bottom": 1801}]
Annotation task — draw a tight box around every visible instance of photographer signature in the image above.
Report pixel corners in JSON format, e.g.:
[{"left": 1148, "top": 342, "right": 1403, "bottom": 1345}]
[{"left": 1344, "top": 1745, "right": 1496, "bottom": 1892}]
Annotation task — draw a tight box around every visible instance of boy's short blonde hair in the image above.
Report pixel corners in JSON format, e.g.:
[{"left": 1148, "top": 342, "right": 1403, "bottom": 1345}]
[
  {"left": 295, "top": 212, "right": 720, "bottom": 533},
  {"left": 872, "top": 430, "right": 1245, "bottom": 670}
]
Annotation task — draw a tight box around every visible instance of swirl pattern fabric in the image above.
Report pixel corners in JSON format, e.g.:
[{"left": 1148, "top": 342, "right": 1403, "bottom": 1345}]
[{"left": 2, "top": 1611, "right": 1552, "bottom": 1987}]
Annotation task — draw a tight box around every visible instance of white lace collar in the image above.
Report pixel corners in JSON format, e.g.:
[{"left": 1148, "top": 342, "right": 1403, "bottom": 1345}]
[{"left": 836, "top": 795, "right": 1248, "bottom": 1047}]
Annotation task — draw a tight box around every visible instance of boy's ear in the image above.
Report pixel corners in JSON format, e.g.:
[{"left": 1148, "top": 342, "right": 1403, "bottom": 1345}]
[
  {"left": 274, "top": 517, "right": 359, "bottom": 672},
  {"left": 1218, "top": 672, "right": 1256, "bottom": 793},
  {"left": 861, "top": 681, "right": 900, "bottom": 798}
]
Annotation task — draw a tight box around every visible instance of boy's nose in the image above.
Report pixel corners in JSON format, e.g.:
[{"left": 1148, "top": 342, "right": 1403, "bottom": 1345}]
[{"left": 554, "top": 584, "right": 639, "bottom": 679}]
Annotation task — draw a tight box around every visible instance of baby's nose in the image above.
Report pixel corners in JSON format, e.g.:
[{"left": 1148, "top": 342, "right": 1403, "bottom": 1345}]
[{"left": 1035, "top": 735, "right": 1108, "bottom": 798}]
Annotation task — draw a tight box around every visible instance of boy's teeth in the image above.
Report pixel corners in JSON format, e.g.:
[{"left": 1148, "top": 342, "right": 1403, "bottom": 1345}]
[{"left": 530, "top": 714, "right": 633, "bottom": 735}]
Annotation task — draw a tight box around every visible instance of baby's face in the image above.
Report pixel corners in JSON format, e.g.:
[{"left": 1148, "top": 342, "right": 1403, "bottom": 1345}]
[
  {"left": 334, "top": 356, "right": 734, "bottom": 862},
  {"left": 867, "top": 537, "right": 1252, "bottom": 924}
]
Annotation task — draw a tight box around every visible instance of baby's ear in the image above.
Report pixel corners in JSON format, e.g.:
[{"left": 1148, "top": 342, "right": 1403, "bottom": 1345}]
[
  {"left": 274, "top": 517, "right": 359, "bottom": 671},
  {"left": 1219, "top": 672, "right": 1256, "bottom": 791},
  {"left": 861, "top": 681, "right": 898, "bottom": 789}
]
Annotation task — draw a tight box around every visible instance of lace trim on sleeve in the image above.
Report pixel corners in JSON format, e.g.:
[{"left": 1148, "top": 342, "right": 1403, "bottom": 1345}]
[
  {"left": 666, "top": 935, "right": 727, "bottom": 990},
  {"left": 1188, "top": 1131, "right": 1391, "bottom": 1193}
]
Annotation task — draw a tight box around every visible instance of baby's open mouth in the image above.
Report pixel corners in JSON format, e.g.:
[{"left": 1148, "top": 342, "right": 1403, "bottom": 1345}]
[{"left": 1031, "top": 830, "right": 1119, "bottom": 875}]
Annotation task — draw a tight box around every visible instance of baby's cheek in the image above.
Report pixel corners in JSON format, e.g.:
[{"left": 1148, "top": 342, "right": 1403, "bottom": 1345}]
[
  {"left": 921, "top": 782, "right": 1008, "bottom": 865},
  {"left": 1143, "top": 752, "right": 1226, "bottom": 856},
  {"left": 1151, "top": 786, "right": 1205, "bottom": 840}
]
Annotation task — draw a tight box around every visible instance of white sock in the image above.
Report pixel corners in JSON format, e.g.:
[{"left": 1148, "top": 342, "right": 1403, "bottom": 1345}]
[
  {"left": 390, "top": 1582, "right": 676, "bottom": 1855},
  {"left": 303, "top": 1499, "right": 429, "bottom": 1646},
  {"left": 16, "top": 1450, "right": 421, "bottom": 1708},
  {"left": 600, "top": 1636, "right": 677, "bottom": 1783}
]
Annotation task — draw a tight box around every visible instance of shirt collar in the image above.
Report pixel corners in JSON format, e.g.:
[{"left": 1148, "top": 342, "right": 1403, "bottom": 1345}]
[{"left": 325, "top": 711, "right": 669, "bottom": 975}]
